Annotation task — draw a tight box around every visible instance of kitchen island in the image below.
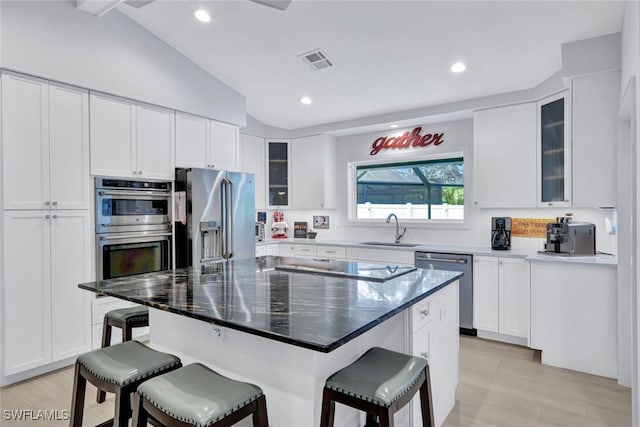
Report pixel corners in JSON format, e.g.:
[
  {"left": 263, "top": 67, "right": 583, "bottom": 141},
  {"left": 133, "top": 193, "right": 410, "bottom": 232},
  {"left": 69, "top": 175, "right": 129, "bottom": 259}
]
[{"left": 79, "top": 256, "right": 461, "bottom": 427}]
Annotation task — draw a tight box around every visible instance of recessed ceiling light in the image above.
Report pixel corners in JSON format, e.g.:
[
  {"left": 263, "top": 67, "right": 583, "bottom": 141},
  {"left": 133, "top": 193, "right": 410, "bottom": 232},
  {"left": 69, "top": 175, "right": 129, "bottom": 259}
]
[
  {"left": 300, "top": 96, "right": 312, "bottom": 105},
  {"left": 389, "top": 124, "right": 399, "bottom": 128},
  {"left": 194, "top": 9, "right": 210, "bottom": 23},
  {"left": 450, "top": 62, "right": 466, "bottom": 73}
]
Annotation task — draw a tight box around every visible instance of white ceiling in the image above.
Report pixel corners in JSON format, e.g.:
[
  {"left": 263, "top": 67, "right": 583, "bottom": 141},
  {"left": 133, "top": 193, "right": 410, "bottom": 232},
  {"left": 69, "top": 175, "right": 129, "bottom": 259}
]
[{"left": 117, "top": 0, "right": 624, "bottom": 131}]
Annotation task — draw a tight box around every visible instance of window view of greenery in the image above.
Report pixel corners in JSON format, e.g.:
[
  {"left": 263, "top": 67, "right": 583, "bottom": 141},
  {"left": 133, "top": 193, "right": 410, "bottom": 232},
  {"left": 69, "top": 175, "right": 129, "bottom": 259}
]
[{"left": 356, "top": 158, "right": 464, "bottom": 220}]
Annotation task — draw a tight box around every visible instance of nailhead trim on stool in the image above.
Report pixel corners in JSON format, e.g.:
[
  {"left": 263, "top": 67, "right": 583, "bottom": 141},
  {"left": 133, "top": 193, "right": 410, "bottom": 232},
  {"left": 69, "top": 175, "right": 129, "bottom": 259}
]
[{"left": 320, "top": 347, "right": 434, "bottom": 427}]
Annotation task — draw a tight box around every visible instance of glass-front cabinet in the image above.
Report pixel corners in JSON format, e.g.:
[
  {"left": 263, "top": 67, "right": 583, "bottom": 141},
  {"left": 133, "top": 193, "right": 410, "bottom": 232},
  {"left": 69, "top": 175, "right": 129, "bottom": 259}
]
[
  {"left": 537, "top": 90, "right": 571, "bottom": 207},
  {"left": 267, "top": 140, "right": 291, "bottom": 207}
]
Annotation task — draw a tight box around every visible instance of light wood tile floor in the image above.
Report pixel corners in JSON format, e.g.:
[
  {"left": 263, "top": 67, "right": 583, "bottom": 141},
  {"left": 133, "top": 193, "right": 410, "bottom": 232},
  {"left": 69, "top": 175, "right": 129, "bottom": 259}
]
[{"left": 0, "top": 336, "right": 632, "bottom": 426}]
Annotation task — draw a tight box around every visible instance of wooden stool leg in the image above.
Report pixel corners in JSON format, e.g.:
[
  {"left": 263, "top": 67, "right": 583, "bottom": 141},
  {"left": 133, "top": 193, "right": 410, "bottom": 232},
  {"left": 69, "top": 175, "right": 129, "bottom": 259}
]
[
  {"left": 365, "top": 413, "right": 378, "bottom": 426},
  {"left": 97, "top": 318, "right": 112, "bottom": 403},
  {"left": 320, "top": 388, "right": 335, "bottom": 427},
  {"left": 252, "top": 395, "right": 269, "bottom": 427},
  {"left": 123, "top": 324, "right": 133, "bottom": 342},
  {"left": 114, "top": 387, "right": 132, "bottom": 427},
  {"left": 419, "top": 369, "right": 434, "bottom": 427},
  {"left": 70, "top": 362, "right": 87, "bottom": 427},
  {"left": 379, "top": 408, "right": 394, "bottom": 427},
  {"left": 131, "top": 393, "right": 148, "bottom": 427}
]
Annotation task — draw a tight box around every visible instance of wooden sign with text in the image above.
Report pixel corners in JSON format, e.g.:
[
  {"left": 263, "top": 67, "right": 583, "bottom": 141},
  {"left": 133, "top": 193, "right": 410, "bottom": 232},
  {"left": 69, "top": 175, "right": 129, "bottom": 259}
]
[{"left": 511, "top": 218, "right": 553, "bottom": 238}]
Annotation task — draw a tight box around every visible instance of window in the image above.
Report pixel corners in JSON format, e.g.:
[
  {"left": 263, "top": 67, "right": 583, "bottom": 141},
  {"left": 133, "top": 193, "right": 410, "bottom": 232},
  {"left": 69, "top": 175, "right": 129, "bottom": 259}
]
[{"left": 353, "top": 157, "right": 464, "bottom": 221}]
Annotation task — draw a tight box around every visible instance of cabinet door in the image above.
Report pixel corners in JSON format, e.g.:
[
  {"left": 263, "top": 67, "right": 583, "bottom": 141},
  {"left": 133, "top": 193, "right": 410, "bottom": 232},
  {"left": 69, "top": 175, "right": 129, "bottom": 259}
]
[
  {"left": 3, "top": 211, "right": 52, "bottom": 374},
  {"left": 537, "top": 90, "right": 571, "bottom": 207},
  {"left": 209, "top": 120, "right": 239, "bottom": 171},
  {"left": 473, "top": 103, "right": 537, "bottom": 207},
  {"left": 291, "top": 135, "right": 325, "bottom": 209},
  {"left": 2, "top": 72, "right": 50, "bottom": 210},
  {"left": 572, "top": 71, "right": 619, "bottom": 208},
  {"left": 90, "top": 93, "right": 135, "bottom": 178},
  {"left": 473, "top": 255, "right": 499, "bottom": 332},
  {"left": 50, "top": 211, "right": 92, "bottom": 361},
  {"left": 267, "top": 141, "right": 291, "bottom": 208},
  {"left": 136, "top": 103, "right": 175, "bottom": 180},
  {"left": 498, "top": 257, "right": 530, "bottom": 339},
  {"left": 240, "top": 134, "right": 266, "bottom": 209},
  {"left": 49, "top": 83, "right": 90, "bottom": 210},
  {"left": 175, "top": 112, "right": 209, "bottom": 168}
]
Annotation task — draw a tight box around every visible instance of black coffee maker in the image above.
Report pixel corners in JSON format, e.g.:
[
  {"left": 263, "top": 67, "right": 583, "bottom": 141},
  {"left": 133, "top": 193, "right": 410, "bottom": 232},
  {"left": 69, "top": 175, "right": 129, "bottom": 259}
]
[{"left": 491, "top": 217, "right": 511, "bottom": 250}]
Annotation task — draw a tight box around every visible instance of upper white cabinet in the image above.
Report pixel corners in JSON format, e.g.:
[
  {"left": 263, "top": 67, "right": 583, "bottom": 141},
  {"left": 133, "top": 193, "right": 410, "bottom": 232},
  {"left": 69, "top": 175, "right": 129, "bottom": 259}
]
[
  {"left": 473, "top": 255, "right": 530, "bottom": 343},
  {"left": 290, "top": 134, "right": 336, "bottom": 209},
  {"left": 571, "top": 71, "right": 620, "bottom": 208},
  {"left": 537, "top": 90, "right": 571, "bottom": 207},
  {"left": 473, "top": 103, "right": 537, "bottom": 207},
  {"left": 240, "top": 133, "right": 266, "bottom": 209},
  {"left": 2, "top": 72, "right": 90, "bottom": 210},
  {"left": 90, "top": 93, "right": 175, "bottom": 180},
  {"left": 175, "top": 113, "right": 239, "bottom": 171}
]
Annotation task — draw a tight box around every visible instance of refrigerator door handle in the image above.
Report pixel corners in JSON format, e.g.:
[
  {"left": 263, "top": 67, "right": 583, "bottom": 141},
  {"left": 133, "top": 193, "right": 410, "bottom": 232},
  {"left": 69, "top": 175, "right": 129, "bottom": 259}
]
[{"left": 221, "top": 178, "right": 234, "bottom": 259}]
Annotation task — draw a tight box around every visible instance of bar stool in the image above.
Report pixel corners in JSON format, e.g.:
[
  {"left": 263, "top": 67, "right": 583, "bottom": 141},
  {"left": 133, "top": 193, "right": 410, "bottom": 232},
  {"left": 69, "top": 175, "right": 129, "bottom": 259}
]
[
  {"left": 70, "top": 340, "right": 181, "bottom": 427},
  {"left": 132, "top": 363, "right": 269, "bottom": 427},
  {"left": 97, "top": 306, "right": 150, "bottom": 403},
  {"left": 320, "top": 347, "right": 434, "bottom": 427}
]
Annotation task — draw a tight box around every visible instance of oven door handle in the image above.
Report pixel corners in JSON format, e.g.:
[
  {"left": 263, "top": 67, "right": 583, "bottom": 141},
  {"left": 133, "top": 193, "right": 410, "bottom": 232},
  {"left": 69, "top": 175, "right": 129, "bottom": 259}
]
[
  {"left": 97, "top": 190, "right": 171, "bottom": 198},
  {"left": 98, "top": 232, "right": 172, "bottom": 241}
]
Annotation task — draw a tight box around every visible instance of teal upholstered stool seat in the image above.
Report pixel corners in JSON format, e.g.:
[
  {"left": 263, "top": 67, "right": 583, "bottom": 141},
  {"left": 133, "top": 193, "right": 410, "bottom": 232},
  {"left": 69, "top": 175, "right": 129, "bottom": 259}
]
[
  {"left": 321, "top": 347, "right": 434, "bottom": 427},
  {"left": 98, "top": 306, "right": 150, "bottom": 403},
  {"left": 132, "top": 363, "right": 269, "bottom": 427},
  {"left": 70, "top": 340, "right": 181, "bottom": 427}
]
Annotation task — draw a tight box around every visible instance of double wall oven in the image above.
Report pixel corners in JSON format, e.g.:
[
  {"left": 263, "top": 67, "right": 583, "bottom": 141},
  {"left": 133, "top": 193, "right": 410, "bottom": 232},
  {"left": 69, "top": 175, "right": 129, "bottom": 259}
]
[{"left": 95, "top": 178, "right": 172, "bottom": 281}]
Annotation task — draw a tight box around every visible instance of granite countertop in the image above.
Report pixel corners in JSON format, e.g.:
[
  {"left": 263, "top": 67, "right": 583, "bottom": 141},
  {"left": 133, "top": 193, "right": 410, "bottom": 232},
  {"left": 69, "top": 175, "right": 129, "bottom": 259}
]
[{"left": 79, "top": 256, "right": 462, "bottom": 353}]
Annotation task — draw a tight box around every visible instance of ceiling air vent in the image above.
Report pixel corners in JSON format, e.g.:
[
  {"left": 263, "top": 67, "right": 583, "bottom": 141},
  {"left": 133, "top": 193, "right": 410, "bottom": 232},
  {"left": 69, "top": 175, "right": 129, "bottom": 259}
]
[{"left": 299, "top": 49, "right": 334, "bottom": 71}]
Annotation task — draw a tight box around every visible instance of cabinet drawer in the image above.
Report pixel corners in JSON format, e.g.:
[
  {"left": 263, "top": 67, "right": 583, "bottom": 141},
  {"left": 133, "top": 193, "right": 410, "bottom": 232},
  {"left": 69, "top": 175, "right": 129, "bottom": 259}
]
[
  {"left": 265, "top": 244, "right": 280, "bottom": 256},
  {"left": 255, "top": 245, "right": 267, "bottom": 257},
  {"left": 316, "top": 245, "right": 346, "bottom": 259},
  {"left": 279, "top": 243, "right": 295, "bottom": 256},
  {"left": 294, "top": 244, "right": 317, "bottom": 257},
  {"left": 92, "top": 297, "right": 138, "bottom": 325},
  {"left": 412, "top": 296, "right": 434, "bottom": 331}
]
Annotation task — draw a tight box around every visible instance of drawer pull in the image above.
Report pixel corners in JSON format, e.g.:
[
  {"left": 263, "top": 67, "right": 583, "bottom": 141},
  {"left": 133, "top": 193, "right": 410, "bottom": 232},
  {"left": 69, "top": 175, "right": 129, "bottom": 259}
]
[
  {"left": 326, "top": 250, "right": 336, "bottom": 254},
  {"left": 420, "top": 309, "right": 430, "bottom": 317},
  {"left": 420, "top": 352, "right": 429, "bottom": 359}
]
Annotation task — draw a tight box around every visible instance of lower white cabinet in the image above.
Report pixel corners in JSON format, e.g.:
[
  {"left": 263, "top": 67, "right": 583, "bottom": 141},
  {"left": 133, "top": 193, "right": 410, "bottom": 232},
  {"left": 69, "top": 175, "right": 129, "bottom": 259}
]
[
  {"left": 473, "top": 255, "right": 530, "bottom": 343},
  {"left": 255, "top": 244, "right": 280, "bottom": 257},
  {"left": 294, "top": 243, "right": 316, "bottom": 258},
  {"left": 316, "top": 245, "right": 346, "bottom": 259},
  {"left": 3, "top": 210, "right": 92, "bottom": 375},
  {"left": 530, "top": 261, "right": 617, "bottom": 378},
  {"left": 345, "top": 247, "right": 414, "bottom": 265},
  {"left": 411, "top": 281, "right": 459, "bottom": 427}
]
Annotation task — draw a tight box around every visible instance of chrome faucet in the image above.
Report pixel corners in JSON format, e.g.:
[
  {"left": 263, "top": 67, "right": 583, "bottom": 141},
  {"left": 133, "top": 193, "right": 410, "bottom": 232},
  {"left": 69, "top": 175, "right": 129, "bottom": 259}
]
[{"left": 385, "top": 213, "right": 407, "bottom": 243}]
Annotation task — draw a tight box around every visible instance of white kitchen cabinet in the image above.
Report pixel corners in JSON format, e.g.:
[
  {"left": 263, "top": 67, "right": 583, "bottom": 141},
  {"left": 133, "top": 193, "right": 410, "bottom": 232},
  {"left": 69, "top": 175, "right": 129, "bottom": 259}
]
[
  {"left": 571, "top": 71, "right": 619, "bottom": 208},
  {"left": 279, "top": 242, "right": 295, "bottom": 256},
  {"left": 472, "top": 103, "right": 537, "bottom": 208},
  {"left": 316, "top": 245, "right": 346, "bottom": 259},
  {"left": 474, "top": 255, "right": 530, "bottom": 342},
  {"left": 90, "top": 93, "right": 175, "bottom": 180},
  {"left": 210, "top": 120, "right": 239, "bottom": 171},
  {"left": 240, "top": 133, "right": 266, "bottom": 209},
  {"left": 2, "top": 72, "right": 90, "bottom": 210},
  {"left": 290, "top": 134, "right": 336, "bottom": 209},
  {"left": 345, "top": 247, "right": 414, "bottom": 265},
  {"left": 530, "top": 261, "right": 617, "bottom": 378},
  {"left": 175, "top": 112, "right": 209, "bottom": 168},
  {"left": 3, "top": 210, "right": 92, "bottom": 375},
  {"left": 294, "top": 243, "right": 317, "bottom": 258},
  {"left": 537, "top": 90, "right": 572, "bottom": 207},
  {"left": 411, "top": 281, "right": 459, "bottom": 427}
]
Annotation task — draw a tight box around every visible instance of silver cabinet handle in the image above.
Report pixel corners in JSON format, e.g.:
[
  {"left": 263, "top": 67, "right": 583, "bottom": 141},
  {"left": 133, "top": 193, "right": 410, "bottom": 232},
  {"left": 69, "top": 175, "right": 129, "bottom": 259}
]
[
  {"left": 44, "top": 201, "right": 51, "bottom": 206},
  {"left": 52, "top": 214, "right": 58, "bottom": 219},
  {"left": 420, "top": 352, "right": 429, "bottom": 359},
  {"left": 138, "top": 170, "right": 143, "bottom": 175},
  {"left": 45, "top": 214, "right": 51, "bottom": 219},
  {"left": 52, "top": 201, "right": 58, "bottom": 206},
  {"left": 326, "top": 250, "right": 336, "bottom": 254},
  {"left": 420, "top": 308, "right": 430, "bottom": 317}
]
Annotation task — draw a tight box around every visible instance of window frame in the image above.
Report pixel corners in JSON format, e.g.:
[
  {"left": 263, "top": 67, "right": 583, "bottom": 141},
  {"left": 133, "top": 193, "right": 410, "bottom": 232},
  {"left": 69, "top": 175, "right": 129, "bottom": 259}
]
[{"left": 347, "top": 151, "right": 468, "bottom": 227}]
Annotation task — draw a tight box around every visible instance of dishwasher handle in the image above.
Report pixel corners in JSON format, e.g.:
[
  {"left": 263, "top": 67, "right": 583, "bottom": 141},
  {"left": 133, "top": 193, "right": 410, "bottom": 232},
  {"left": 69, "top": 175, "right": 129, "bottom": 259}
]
[{"left": 415, "top": 255, "right": 468, "bottom": 264}]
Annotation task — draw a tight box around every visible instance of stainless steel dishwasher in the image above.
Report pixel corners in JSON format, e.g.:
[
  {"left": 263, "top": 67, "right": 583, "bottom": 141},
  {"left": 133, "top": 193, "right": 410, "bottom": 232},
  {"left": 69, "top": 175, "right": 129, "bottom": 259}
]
[{"left": 415, "top": 251, "right": 476, "bottom": 336}]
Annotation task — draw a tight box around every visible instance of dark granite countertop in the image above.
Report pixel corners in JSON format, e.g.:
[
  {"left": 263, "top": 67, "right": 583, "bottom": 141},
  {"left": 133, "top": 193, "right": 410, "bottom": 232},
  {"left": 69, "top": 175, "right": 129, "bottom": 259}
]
[{"left": 79, "top": 256, "right": 462, "bottom": 352}]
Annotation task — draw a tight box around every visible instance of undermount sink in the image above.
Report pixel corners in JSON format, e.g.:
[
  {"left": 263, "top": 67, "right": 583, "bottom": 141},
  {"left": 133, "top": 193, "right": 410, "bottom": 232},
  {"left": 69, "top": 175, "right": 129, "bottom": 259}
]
[{"left": 359, "top": 241, "right": 421, "bottom": 248}]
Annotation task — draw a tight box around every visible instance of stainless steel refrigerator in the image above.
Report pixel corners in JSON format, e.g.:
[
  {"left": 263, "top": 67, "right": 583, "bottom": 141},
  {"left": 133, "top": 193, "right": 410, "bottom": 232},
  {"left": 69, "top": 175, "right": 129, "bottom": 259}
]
[{"left": 175, "top": 168, "right": 255, "bottom": 269}]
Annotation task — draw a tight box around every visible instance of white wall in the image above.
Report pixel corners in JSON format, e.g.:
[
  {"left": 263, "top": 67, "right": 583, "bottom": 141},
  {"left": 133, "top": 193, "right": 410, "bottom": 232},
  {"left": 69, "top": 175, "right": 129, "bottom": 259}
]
[
  {"left": 277, "top": 119, "right": 617, "bottom": 255},
  {"left": 0, "top": 1, "right": 246, "bottom": 126}
]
